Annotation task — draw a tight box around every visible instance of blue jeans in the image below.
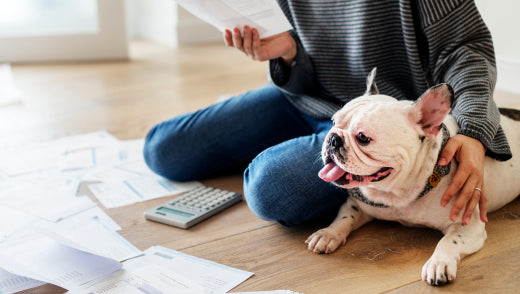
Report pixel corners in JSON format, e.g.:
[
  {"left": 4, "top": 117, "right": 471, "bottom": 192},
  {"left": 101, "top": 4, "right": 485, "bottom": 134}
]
[{"left": 143, "top": 84, "right": 348, "bottom": 227}]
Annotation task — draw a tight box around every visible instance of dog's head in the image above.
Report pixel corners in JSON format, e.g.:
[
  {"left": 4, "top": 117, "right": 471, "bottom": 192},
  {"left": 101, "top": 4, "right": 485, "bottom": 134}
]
[{"left": 319, "top": 68, "right": 454, "bottom": 193}]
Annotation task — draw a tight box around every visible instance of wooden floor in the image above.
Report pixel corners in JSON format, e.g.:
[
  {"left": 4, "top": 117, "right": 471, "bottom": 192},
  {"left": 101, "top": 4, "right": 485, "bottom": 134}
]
[{"left": 4, "top": 40, "right": 520, "bottom": 294}]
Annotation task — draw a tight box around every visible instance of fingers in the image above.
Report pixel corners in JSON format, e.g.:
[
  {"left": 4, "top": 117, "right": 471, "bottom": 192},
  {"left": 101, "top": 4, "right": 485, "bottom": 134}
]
[
  {"left": 462, "top": 189, "right": 482, "bottom": 225},
  {"left": 232, "top": 27, "right": 245, "bottom": 52},
  {"left": 251, "top": 28, "right": 262, "bottom": 59},
  {"left": 242, "top": 26, "right": 254, "bottom": 57},
  {"left": 224, "top": 26, "right": 256, "bottom": 59},
  {"left": 440, "top": 135, "right": 487, "bottom": 224},
  {"left": 444, "top": 168, "right": 481, "bottom": 224},
  {"left": 439, "top": 139, "right": 460, "bottom": 207},
  {"left": 224, "top": 26, "right": 272, "bottom": 61},
  {"left": 223, "top": 29, "right": 233, "bottom": 47},
  {"left": 479, "top": 189, "right": 488, "bottom": 223},
  {"left": 438, "top": 137, "right": 458, "bottom": 167}
]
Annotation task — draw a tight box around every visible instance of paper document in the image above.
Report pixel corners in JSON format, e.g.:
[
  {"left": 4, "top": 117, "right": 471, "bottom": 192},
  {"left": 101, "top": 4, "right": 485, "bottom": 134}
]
[
  {"left": 0, "top": 267, "right": 46, "bottom": 294},
  {"left": 79, "top": 246, "right": 253, "bottom": 294},
  {"left": 0, "top": 236, "right": 122, "bottom": 291},
  {"left": 37, "top": 214, "right": 142, "bottom": 262},
  {"left": 0, "top": 130, "right": 118, "bottom": 176},
  {"left": 143, "top": 246, "right": 253, "bottom": 293},
  {"left": 89, "top": 176, "right": 201, "bottom": 208},
  {"left": 73, "top": 262, "right": 210, "bottom": 294},
  {"left": 175, "top": 0, "right": 293, "bottom": 38}
]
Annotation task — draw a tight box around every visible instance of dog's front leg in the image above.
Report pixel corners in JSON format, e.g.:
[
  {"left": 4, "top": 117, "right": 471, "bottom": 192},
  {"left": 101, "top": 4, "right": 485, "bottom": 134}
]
[
  {"left": 421, "top": 216, "right": 487, "bottom": 286},
  {"left": 306, "top": 197, "right": 373, "bottom": 254}
]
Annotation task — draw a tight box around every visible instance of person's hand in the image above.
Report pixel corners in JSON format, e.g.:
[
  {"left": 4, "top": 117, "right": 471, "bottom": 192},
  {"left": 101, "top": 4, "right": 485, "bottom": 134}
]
[
  {"left": 438, "top": 134, "right": 488, "bottom": 225},
  {"left": 224, "top": 26, "right": 297, "bottom": 65}
]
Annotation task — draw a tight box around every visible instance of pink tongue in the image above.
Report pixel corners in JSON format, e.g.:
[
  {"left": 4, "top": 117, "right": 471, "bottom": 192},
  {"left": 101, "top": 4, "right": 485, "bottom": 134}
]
[{"left": 319, "top": 162, "right": 346, "bottom": 182}]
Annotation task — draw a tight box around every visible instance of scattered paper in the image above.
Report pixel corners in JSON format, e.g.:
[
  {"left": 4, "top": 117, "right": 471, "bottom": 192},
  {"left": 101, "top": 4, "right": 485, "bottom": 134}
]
[
  {"left": 0, "top": 130, "right": 256, "bottom": 293},
  {"left": 0, "top": 267, "right": 46, "bottom": 294},
  {"left": 37, "top": 214, "right": 142, "bottom": 262},
  {"left": 0, "top": 236, "right": 122, "bottom": 291},
  {"left": 0, "top": 177, "right": 92, "bottom": 222},
  {"left": 78, "top": 246, "right": 253, "bottom": 294},
  {"left": 89, "top": 176, "right": 201, "bottom": 208},
  {"left": 0, "top": 130, "right": 118, "bottom": 177},
  {"left": 143, "top": 246, "right": 253, "bottom": 293},
  {"left": 0, "top": 205, "right": 38, "bottom": 243},
  {"left": 175, "top": 0, "right": 292, "bottom": 38},
  {"left": 73, "top": 262, "right": 210, "bottom": 294}
]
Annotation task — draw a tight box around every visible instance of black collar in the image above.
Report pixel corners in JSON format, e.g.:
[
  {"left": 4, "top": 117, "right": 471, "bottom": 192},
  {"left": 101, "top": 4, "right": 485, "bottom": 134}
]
[{"left": 348, "top": 124, "right": 451, "bottom": 208}]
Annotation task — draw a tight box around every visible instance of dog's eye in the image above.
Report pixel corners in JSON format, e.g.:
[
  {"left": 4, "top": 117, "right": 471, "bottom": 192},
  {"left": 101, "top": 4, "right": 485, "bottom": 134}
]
[{"left": 356, "top": 132, "right": 371, "bottom": 146}]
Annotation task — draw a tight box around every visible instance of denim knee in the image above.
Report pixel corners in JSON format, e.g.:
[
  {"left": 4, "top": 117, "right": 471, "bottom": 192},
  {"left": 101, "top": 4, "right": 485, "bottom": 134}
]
[
  {"left": 243, "top": 156, "right": 304, "bottom": 227},
  {"left": 143, "top": 123, "right": 192, "bottom": 181}
]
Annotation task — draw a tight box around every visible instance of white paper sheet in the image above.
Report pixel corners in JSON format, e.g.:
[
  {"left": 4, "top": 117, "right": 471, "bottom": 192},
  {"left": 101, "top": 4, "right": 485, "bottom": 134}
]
[
  {"left": 144, "top": 246, "right": 253, "bottom": 293},
  {"left": 35, "top": 211, "right": 142, "bottom": 262},
  {"left": 0, "top": 130, "right": 118, "bottom": 176},
  {"left": 175, "top": 0, "right": 292, "bottom": 38},
  {"left": 72, "top": 262, "right": 210, "bottom": 294},
  {"left": 0, "top": 177, "right": 94, "bottom": 222},
  {"left": 89, "top": 176, "right": 201, "bottom": 208},
  {"left": 0, "top": 236, "right": 122, "bottom": 291},
  {"left": 0, "top": 205, "right": 37, "bottom": 243},
  {"left": 78, "top": 246, "right": 252, "bottom": 294},
  {"left": 0, "top": 267, "right": 46, "bottom": 294}
]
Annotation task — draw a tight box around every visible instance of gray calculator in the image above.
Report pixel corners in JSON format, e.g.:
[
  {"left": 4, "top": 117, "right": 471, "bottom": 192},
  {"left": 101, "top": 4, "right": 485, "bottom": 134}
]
[{"left": 144, "top": 185, "right": 242, "bottom": 229}]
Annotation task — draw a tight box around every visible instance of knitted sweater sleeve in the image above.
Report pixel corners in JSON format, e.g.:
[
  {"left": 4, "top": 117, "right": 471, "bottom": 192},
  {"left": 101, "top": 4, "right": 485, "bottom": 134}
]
[{"left": 416, "top": 0, "right": 511, "bottom": 160}]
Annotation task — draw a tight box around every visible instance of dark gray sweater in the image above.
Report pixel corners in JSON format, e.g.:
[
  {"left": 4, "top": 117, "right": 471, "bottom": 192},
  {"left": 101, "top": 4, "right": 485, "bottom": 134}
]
[{"left": 269, "top": 0, "right": 511, "bottom": 160}]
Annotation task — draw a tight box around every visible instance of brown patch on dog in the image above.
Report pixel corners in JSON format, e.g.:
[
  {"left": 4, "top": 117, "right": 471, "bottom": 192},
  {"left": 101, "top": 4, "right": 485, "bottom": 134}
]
[{"left": 499, "top": 108, "right": 520, "bottom": 121}]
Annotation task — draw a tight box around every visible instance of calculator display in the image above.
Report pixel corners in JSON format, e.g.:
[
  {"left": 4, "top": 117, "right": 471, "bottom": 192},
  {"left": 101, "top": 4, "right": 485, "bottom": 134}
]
[{"left": 157, "top": 206, "right": 194, "bottom": 218}]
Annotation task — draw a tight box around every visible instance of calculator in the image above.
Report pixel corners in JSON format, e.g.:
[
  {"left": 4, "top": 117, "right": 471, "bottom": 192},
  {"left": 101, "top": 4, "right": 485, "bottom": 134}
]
[{"left": 144, "top": 185, "right": 242, "bottom": 229}]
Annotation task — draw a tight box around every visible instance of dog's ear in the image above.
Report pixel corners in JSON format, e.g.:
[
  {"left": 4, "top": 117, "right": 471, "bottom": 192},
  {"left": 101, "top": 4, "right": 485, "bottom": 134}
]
[
  {"left": 409, "top": 84, "right": 454, "bottom": 139},
  {"left": 365, "top": 67, "right": 379, "bottom": 95}
]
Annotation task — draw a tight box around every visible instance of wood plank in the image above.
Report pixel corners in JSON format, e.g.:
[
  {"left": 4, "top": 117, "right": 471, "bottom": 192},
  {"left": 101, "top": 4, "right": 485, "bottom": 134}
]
[
  {"left": 386, "top": 246, "right": 520, "bottom": 293},
  {"left": 175, "top": 220, "right": 443, "bottom": 293}
]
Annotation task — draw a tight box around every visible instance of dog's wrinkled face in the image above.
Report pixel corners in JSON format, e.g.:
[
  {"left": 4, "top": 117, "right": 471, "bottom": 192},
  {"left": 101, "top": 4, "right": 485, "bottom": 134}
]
[
  {"left": 319, "top": 68, "right": 453, "bottom": 191},
  {"left": 319, "top": 95, "right": 412, "bottom": 189}
]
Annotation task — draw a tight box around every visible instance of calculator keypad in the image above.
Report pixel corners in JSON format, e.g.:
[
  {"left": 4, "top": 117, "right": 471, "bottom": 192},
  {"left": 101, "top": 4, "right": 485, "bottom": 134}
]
[{"left": 170, "top": 186, "right": 238, "bottom": 213}]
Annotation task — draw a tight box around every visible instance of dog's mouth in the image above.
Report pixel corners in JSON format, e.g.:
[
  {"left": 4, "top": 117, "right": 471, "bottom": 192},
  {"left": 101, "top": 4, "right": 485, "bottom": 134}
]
[{"left": 318, "top": 160, "right": 393, "bottom": 186}]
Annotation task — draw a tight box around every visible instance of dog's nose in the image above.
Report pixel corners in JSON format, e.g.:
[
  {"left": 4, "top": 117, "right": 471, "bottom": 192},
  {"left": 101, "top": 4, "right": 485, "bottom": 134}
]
[{"left": 329, "top": 133, "right": 343, "bottom": 148}]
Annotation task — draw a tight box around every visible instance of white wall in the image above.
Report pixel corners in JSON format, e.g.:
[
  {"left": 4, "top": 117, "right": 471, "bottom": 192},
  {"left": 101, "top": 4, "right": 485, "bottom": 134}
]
[
  {"left": 125, "top": 0, "right": 220, "bottom": 47},
  {"left": 475, "top": 0, "right": 520, "bottom": 93},
  {"left": 125, "top": 0, "right": 178, "bottom": 47}
]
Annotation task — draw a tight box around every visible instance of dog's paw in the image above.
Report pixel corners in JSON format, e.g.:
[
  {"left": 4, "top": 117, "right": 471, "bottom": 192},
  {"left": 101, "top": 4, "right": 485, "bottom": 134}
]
[
  {"left": 421, "top": 254, "right": 459, "bottom": 286},
  {"left": 305, "top": 229, "right": 346, "bottom": 254}
]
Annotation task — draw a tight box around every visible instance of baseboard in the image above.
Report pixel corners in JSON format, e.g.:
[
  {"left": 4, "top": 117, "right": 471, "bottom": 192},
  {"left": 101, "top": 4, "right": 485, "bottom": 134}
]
[{"left": 496, "top": 57, "right": 520, "bottom": 94}]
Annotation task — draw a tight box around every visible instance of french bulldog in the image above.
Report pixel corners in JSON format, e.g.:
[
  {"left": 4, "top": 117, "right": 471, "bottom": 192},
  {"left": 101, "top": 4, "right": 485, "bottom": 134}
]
[{"left": 306, "top": 68, "right": 520, "bottom": 286}]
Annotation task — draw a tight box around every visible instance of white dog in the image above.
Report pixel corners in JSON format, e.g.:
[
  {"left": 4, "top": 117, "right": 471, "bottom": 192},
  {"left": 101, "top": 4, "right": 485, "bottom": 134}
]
[{"left": 306, "top": 68, "right": 520, "bottom": 286}]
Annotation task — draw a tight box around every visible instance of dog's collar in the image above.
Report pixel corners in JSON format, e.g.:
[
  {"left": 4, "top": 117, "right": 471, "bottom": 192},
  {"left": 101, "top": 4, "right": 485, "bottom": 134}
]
[
  {"left": 416, "top": 124, "right": 451, "bottom": 199},
  {"left": 349, "top": 187, "right": 389, "bottom": 208},
  {"left": 348, "top": 124, "right": 451, "bottom": 208}
]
